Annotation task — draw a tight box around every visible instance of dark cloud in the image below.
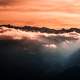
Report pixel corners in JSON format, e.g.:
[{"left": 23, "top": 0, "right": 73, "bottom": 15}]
[
  {"left": 39, "top": 34, "right": 78, "bottom": 45},
  {"left": 0, "top": 0, "right": 19, "bottom": 6}
]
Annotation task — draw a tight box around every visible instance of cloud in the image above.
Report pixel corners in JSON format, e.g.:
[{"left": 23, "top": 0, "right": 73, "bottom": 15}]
[
  {"left": 0, "top": 0, "right": 32, "bottom": 6},
  {"left": 0, "top": 26, "right": 80, "bottom": 54},
  {"left": 0, "top": 26, "right": 80, "bottom": 76},
  {"left": 0, "top": 26, "right": 79, "bottom": 40},
  {"left": 0, "top": 0, "right": 17, "bottom": 6}
]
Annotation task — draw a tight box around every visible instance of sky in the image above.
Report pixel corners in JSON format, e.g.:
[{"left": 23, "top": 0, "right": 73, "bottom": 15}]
[{"left": 0, "top": 0, "right": 80, "bottom": 29}]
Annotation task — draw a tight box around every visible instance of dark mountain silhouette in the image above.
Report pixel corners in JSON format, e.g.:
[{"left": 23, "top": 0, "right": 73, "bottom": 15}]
[{"left": 0, "top": 24, "right": 80, "bottom": 33}]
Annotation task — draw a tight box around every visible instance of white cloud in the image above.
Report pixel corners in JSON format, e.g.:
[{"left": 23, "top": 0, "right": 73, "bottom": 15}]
[{"left": 0, "top": 26, "right": 80, "bottom": 56}]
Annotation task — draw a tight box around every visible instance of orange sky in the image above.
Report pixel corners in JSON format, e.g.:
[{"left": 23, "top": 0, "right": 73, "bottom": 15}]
[{"left": 0, "top": 0, "right": 80, "bottom": 29}]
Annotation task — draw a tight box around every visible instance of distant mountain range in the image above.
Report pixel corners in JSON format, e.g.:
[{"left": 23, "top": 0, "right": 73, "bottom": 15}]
[{"left": 0, "top": 24, "right": 80, "bottom": 33}]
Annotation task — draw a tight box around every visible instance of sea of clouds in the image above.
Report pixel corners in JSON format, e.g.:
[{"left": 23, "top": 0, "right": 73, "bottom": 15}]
[{"left": 0, "top": 26, "right": 80, "bottom": 76}]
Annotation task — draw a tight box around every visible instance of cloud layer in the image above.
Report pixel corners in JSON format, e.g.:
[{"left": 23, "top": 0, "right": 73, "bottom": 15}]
[
  {"left": 0, "top": 0, "right": 24, "bottom": 6},
  {"left": 0, "top": 26, "right": 80, "bottom": 76},
  {"left": 0, "top": 26, "right": 80, "bottom": 55}
]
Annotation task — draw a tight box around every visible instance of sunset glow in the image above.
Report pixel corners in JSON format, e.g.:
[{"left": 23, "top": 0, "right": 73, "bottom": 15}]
[{"left": 0, "top": 0, "right": 80, "bottom": 29}]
